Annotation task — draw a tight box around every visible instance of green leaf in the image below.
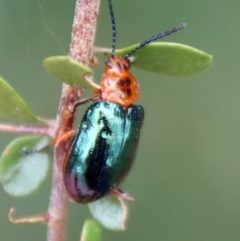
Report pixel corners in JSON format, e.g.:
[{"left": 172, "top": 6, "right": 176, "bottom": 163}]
[
  {"left": 115, "top": 42, "right": 213, "bottom": 76},
  {"left": 0, "top": 135, "right": 51, "bottom": 196},
  {"left": 88, "top": 196, "right": 128, "bottom": 230},
  {"left": 44, "top": 56, "right": 95, "bottom": 89},
  {"left": 80, "top": 219, "right": 102, "bottom": 241},
  {"left": 0, "top": 77, "right": 39, "bottom": 122}
]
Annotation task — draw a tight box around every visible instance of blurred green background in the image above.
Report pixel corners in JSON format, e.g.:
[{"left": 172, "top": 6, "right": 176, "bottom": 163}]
[{"left": 0, "top": 0, "right": 240, "bottom": 240}]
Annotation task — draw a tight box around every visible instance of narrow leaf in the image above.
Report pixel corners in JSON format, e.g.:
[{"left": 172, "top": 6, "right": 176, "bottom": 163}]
[
  {"left": 80, "top": 219, "right": 102, "bottom": 241},
  {"left": 44, "top": 56, "right": 96, "bottom": 89},
  {"left": 88, "top": 196, "right": 128, "bottom": 230},
  {"left": 0, "top": 77, "right": 39, "bottom": 122},
  {"left": 0, "top": 135, "right": 51, "bottom": 196},
  {"left": 115, "top": 42, "right": 213, "bottom": 76}
]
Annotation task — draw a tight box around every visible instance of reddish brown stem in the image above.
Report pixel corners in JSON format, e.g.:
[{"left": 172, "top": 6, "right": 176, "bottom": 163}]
[
  {"left": 46, "top": 1, "right": 100, "bottom": 241},
  {"left": 8, "top": 208, "right": 48, "bottom": 224},
  {"left": 0, "top": 124, "right": 52, "bottom": 136}
]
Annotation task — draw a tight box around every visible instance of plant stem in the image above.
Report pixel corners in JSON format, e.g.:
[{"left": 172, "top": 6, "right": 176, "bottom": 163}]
[
  {"left": 0, "top": 124, "right": 51, "bottom": 136},
  {"left": 46, "top": 1, "right": 100, "bottom": 241}
]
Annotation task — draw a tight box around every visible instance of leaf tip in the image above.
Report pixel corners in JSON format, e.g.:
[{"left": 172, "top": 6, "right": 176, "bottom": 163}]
[{"left": 80, "top": 219, "right": 102, "bottom": 241}]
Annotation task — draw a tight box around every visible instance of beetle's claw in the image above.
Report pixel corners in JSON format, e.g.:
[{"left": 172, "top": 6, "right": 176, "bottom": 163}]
[{"left": 111, "top": 188, "right": 135, "bottom": 201}]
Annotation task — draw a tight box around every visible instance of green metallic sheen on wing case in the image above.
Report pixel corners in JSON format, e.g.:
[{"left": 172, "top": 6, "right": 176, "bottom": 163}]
[{"left": 63, "top": 100, "right": 144, "bottom": 203}]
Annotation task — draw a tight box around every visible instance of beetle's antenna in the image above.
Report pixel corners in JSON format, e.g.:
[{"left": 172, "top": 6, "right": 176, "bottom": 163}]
[
  {"left": 108, "top": 0, "right": 116, "bottom": 57},
  {"left": 124, "top": 23, "right": 186, "bottom": 59}
]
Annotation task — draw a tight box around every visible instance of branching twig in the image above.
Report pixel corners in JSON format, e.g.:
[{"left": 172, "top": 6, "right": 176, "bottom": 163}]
[
  {"left": 8, "top": 208, "right": 48, "bottom": 224},
  {"left": 0, "top": 124, "right": 52, "bottom": 136}
]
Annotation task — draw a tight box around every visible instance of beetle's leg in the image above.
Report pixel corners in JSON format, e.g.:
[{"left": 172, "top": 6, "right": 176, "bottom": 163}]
[
  {"left": 111, "top": 188, "right": 135, "bottom": 201},
  {"left": 72, "top": 95, "right": 100, "bottom": 114},
  {"left": 21, "top": 129, "right": 77, "bottom": 155},
  {"left": 52, "top": 129, "right": 77, "bottom": 146}
]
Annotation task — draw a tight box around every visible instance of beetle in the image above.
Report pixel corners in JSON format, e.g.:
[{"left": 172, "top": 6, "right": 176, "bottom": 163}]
[{"left": 63, "top": 0, "right": 186, "bottom": 203}]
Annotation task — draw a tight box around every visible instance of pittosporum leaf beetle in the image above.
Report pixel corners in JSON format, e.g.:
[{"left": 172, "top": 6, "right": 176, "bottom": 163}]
[{"left": 63, "top": 0, "right": 185, "bottom": 203}]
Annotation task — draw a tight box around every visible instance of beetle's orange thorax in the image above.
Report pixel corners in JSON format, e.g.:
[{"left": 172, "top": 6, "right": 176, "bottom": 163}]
[{"left": 100, "top": 56, "right": 139, "bottom": 108}]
